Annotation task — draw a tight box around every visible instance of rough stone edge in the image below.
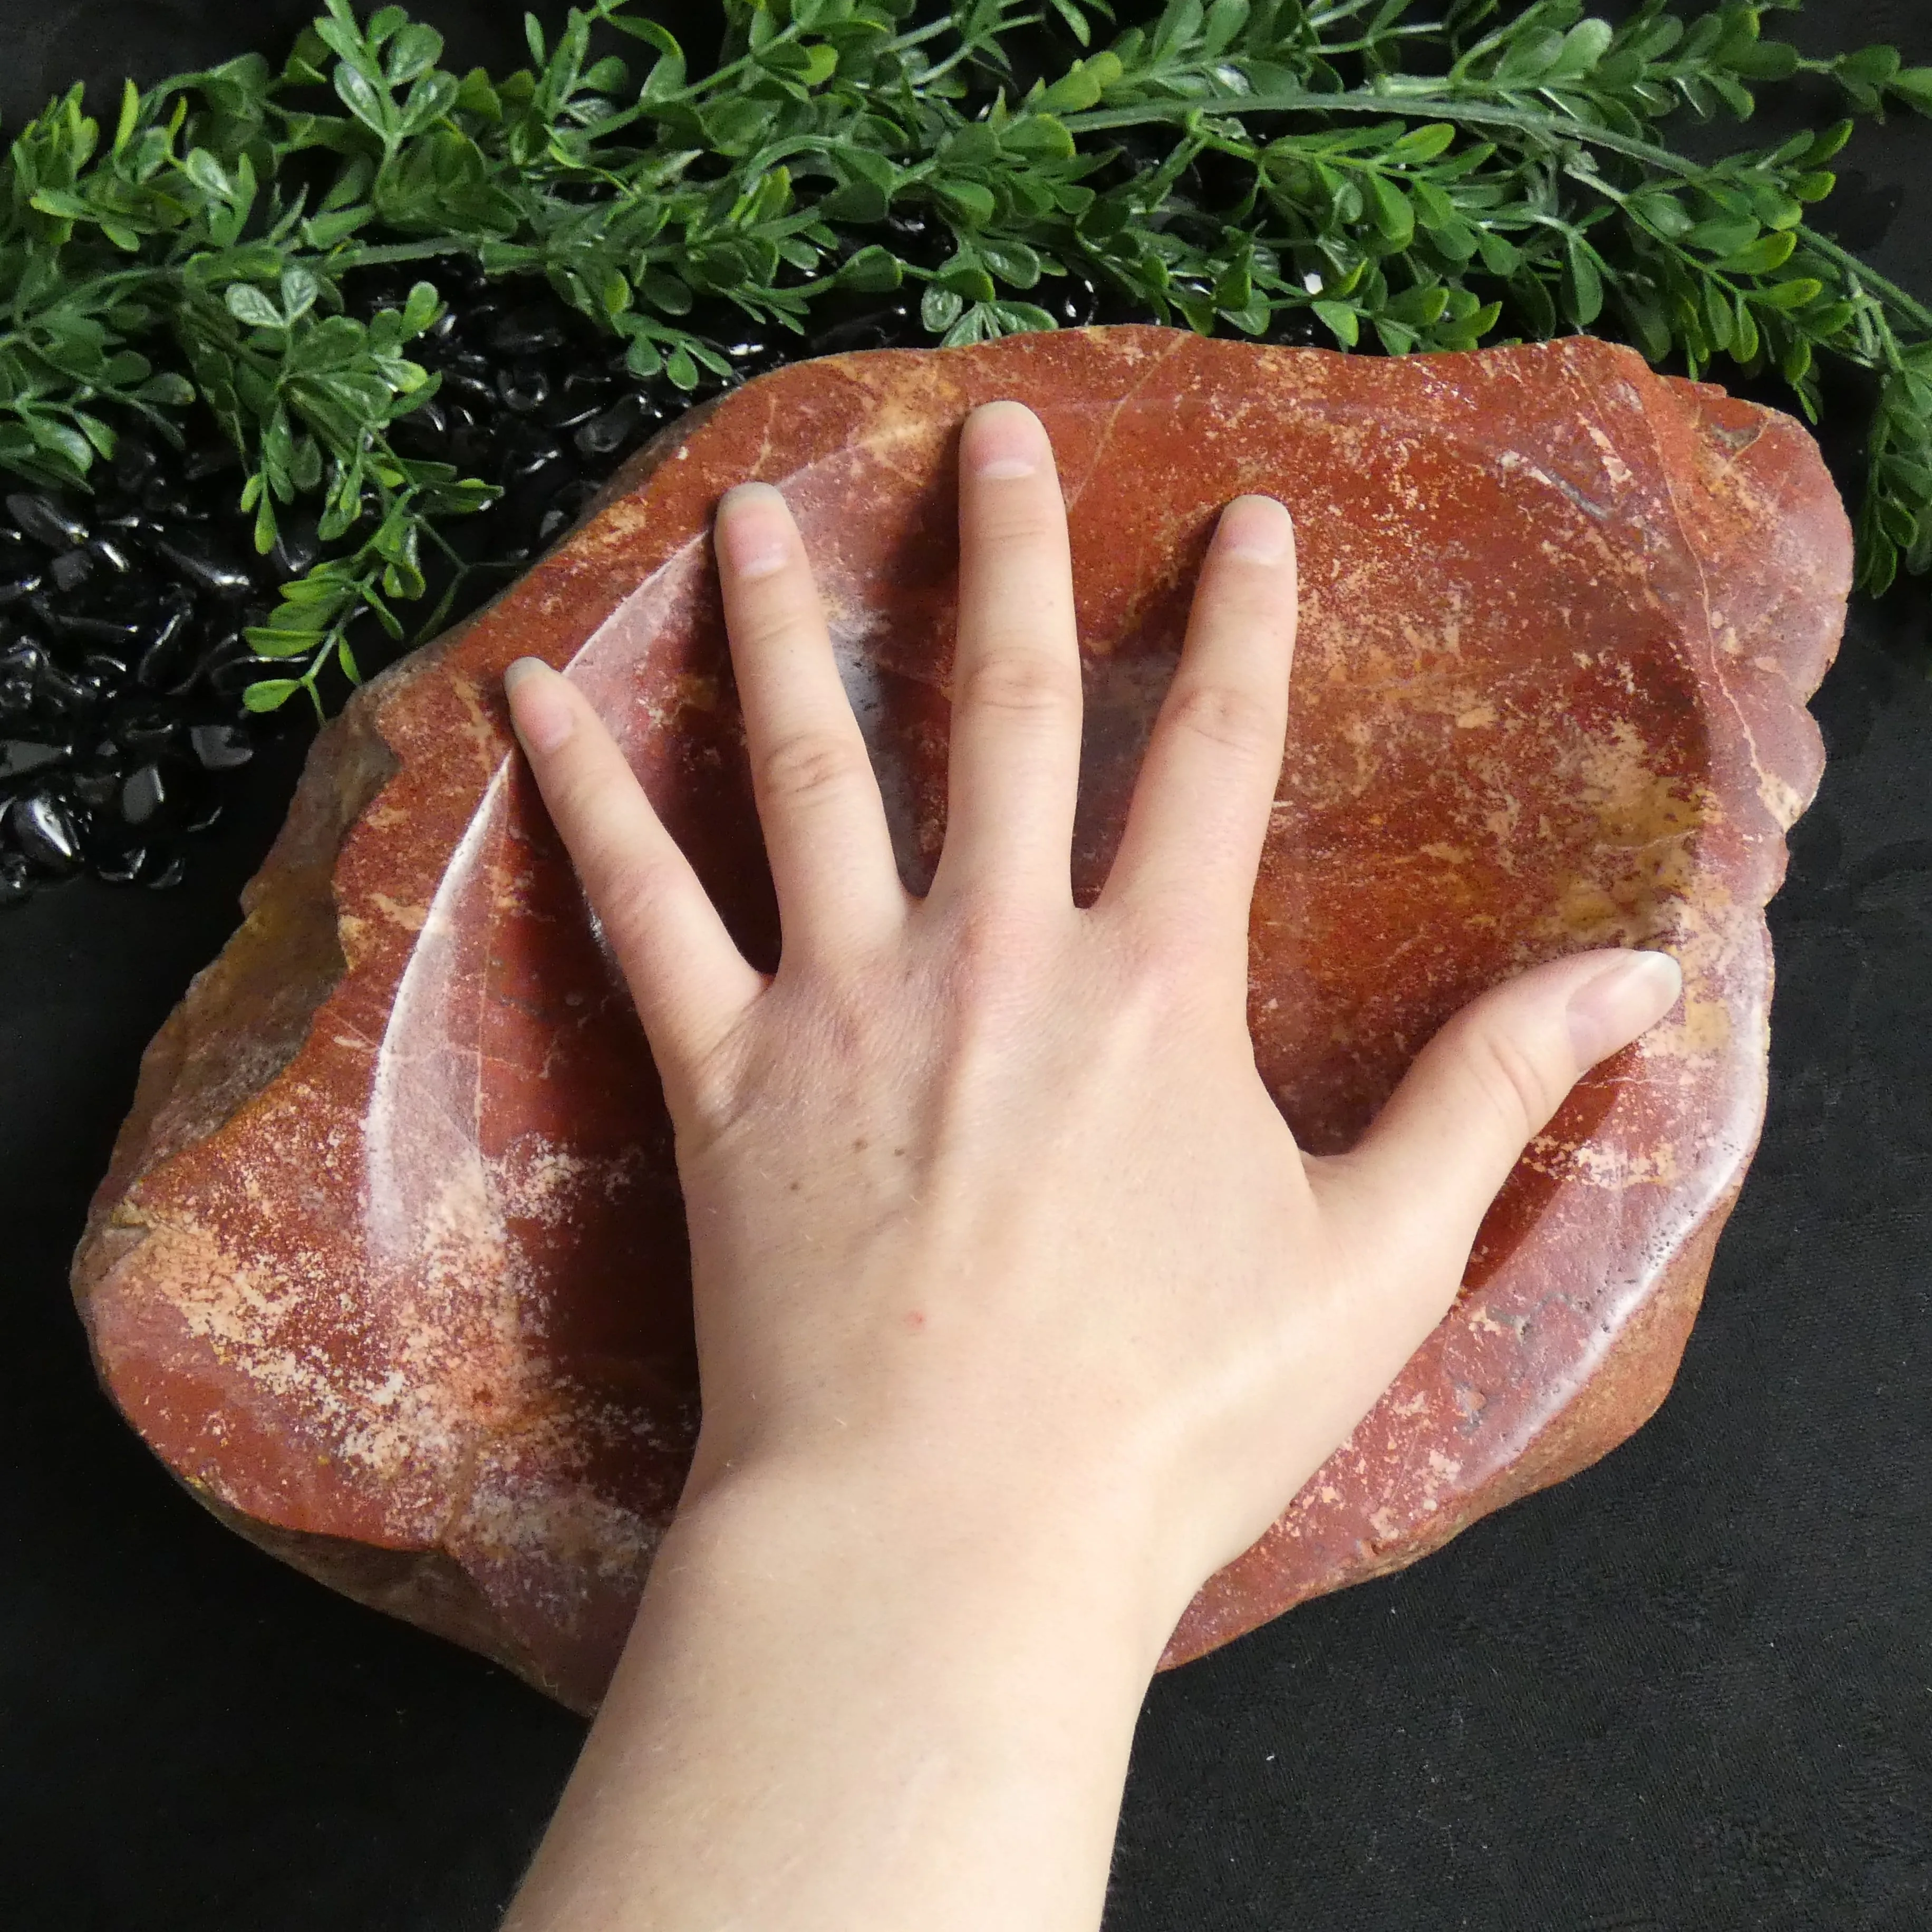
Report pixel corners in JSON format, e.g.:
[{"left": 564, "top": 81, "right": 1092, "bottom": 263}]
[
  {"left": 1156, "top": 363, "right": 1849, "bottom": 1666},
  {"left": 68, "top": 413, "right": 714, "bottom": 1713},
  {"left": 1160, "top": 1182, "right": 1737, "bottom": 1668}
]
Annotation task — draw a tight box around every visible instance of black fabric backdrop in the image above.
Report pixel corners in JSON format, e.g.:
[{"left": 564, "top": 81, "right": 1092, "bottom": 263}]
[{"left": 3, "top": 5, "right": 1929, "bottom": 1928}]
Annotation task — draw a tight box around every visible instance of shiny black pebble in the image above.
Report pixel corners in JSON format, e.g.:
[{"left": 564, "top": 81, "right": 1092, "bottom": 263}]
[
  {"left": 112, "top": 435, "right": 160, "bottom": 495},
  {"left": 72, "top": 765, "right": 120, "bottom": 810},
  {"left": 498, "top": 364, "right": 552, "bottom": 414},
  {"left": 6, "top": 491, "right": 88, "bottom": 550},
  {"left": 12, "top": 789, "right": 84, "bottom": 872},
  {"left": 151, "top": 536, "right": 256, "bottom": 600},
  {"left": 0, "top": 739, "right": 67, "bottom": 780},
  {"left": 183, "top": 442, "right": 242, "bottom": 482},
  {"left": 189, "top": 722, "right": 254, "bottom": 771},
  {"left": 91, "top": 846, "right": 146, "bottom": 886},
  {"left": 36, "top": 662, "right": 101, "bottom": 717},
  {"left": 113, "top": 704, "right": 178, "bottom": 754},
  {"left": 497, "top": 431, "right": 568, "bottom": 484},
  {"left": 489, "top": 309, "right": 568, "bottom": 358},
  {"left": 136, "top": 601, "right": 199, "bottom": 695},
  {"left": 271, "top": 513, "right": 322, "bottom": 579},
  {"left": 574, "top": 395, "right": 647, "bottom": 459},
  {"left": 119, "top": 761, "right": 167, "bottom": 827},
  {"left": 79, "top": 652, "right": 129, "bottom": 696}
]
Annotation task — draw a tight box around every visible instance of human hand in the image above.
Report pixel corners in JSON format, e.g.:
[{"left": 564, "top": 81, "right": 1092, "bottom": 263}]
[
  {"left": 499, "top": 397, "right": 1682, "bottom": 1932},
  {"left": 504, "top": 398, "right": 1678, "bottom": 1616}
]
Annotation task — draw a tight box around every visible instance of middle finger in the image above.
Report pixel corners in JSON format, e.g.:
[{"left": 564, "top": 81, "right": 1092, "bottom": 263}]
[{"left": 928, "top": 400, "right": 1084, "bottom": 910}]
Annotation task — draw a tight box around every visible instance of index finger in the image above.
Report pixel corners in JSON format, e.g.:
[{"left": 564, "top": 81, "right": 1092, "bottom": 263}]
[{"left": 504, "top": 658, "right": 763, "bottom": 1094}]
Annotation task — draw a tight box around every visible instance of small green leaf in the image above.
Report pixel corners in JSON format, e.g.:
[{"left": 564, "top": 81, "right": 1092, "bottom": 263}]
[
  {"left": 1364, "top": 172, "right": 1414, "bottom": 247},
  {"left": 1630, "top": 189, "right": 1694, "bottom": 239},
  {"left": 402, "top": 280, "right": 441, "bottom": 334},
  {"left": 1726, "top": 40, "right": 1799, "bottom": 82},
  {"left": 836, "top": 245, "right": 902, "bottom": 294},
  {"left": 1891, "top": 68, "right": 1932, "bottom": 114},
  {"left": 1388, "top": 123, "right": 1455, "bottom": 166},
  {"left": 334, "top": 62, "right": 392, "bottom": 138},
  {"left": 1687, "top": 218, "right": 1760, "bottom": 258},
  {"left": 1312, "top": 300, "right": 1359, "bottom": 349},
  {"left": 112, "top": 78, "right": 140, "bottom": 156},
  {"left": 934, "top": 179, "right": 997, "bottom": 227},
  {"left": 1756, "top": 278, "right": 1826, "bottom": 311},
  {"left": 1836, "top": 45, "right": 1902, "bottom": 88},
  {"left": 1562, "top": 236, "right": 1605, "bottom": 328},
  {"left": 1722, "top": 231, "right": 1798, "bottom": 276},
  {"left": 921, "top": 283, "right": 966, "bottom": 333},
  {"left": 980, "top": 239, "right": 1042, "bottom": 289},
  {"left": 226, "top": 283, "right": 284, "bottom": 330},
  {"left": 243, "top": 677, "right": 303, "bottom": 711}
]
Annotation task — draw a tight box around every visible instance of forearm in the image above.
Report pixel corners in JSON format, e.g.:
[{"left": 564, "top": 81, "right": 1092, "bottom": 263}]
[{"left": 503, "top": 1460, "right": 1184, "bottom": 1932}]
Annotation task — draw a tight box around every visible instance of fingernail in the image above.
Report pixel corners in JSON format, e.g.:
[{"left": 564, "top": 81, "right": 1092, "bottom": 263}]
[
  {"left": 964, "top": 399, "right": 1043, "bottom": 480},
  {"left": 716, "top": 481, "right": 791, "bottom": 580},
  {"left": 1567, "top": 950, "right": 1683, "bottom": 1065},
  {"left": 1216, "top": 494, "right": 1294, "bottom": 564},
  {"left": 503, "top": 656, "right": 574, "bottom": 754}
]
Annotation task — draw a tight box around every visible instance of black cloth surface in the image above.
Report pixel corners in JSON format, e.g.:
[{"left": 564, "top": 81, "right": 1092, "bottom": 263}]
[{"left": 2, "top": 5, "right": 1929, "bottom": 1928}]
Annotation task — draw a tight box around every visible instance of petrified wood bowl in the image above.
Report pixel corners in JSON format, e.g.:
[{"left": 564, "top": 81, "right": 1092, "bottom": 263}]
[{"left": 74, "top": 329, "right": 1851, "bottom": 1712}]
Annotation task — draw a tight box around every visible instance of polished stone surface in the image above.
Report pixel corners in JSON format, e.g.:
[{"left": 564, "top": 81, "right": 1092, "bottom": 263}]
[{"left": 72, "top": 328, "right": 1851, "bottom": 1709}]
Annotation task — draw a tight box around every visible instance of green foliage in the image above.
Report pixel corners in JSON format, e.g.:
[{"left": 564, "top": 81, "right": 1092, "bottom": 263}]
[{"left": 3, "top": 0, "right": 1932, "bottom": 712}]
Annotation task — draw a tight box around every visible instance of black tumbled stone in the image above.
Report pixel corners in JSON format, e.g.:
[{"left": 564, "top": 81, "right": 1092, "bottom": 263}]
[
  {"left": 79, "top": 652, "right": 130, "bottom": 697},
  {"left": 489, "top": 308, "right": 568, "bottom": 358},
  {"left": 135, "top": 600, "right": 198, "bottom": 695},
  {"left": 499, "top": 364, "right": 552, "bottom": 414},
  {"left": 120, "top": 761, "right": 167, "bottom": 827},
  {"left": 151, "top": 536, "right": 255, "bottom": 600},
  {"left": 574, "top": 395, "right": 645, "bottom": 459},
  {"left": 36, "top": 662, "right": 100, "bottom": 717},
  {"left": 271, "top": 513, "right": 322, "bottom": 579},
  {"left": 6, "top": 491, "right": 88, "bottom": 550},
  {"left": 12, "top": 789, "right": 83, "bottom": 872},
  {"left": 188, "top": 721, "right": 254, "bottom": 771},
  {"left": 112, "top": 704, "right": 179, "bottom": 755},
  {"left": 71, "top": 765, "right": 120, "bottom": 810},
  {"left": 91, "top": 846, "right": 146, "bottom": 886},
  {"left": 498, "top": 431, "right": 568, "bottom": 484},
  {"left": 0, "top": 739, "right": 67, "bottom": 780},
  {"left": 142, "top": 848, "right": 185, "bottom": 890}
]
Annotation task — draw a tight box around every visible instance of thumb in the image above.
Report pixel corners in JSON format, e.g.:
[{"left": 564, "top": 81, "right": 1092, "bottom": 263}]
[{"left": 1315, "top": 948, "right": 1684, "bottom": 1316}]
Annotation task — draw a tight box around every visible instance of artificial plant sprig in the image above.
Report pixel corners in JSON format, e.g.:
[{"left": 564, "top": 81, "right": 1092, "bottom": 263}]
[{"left": 1, "top": 0, "right": 1929, "bottom": 719}]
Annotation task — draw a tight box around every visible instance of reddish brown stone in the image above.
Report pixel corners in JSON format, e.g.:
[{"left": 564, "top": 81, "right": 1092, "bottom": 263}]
[{"left": 73, "top": 329, "right": 1850, "bottom": 1709}]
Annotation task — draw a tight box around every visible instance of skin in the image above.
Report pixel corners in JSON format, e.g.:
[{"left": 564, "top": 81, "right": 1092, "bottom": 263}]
[{"left": 496, "top": 399, "right": 1683, "bottom": 1932}]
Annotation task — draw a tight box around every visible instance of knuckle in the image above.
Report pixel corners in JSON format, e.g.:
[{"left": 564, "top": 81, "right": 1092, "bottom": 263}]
[
  {"left": 728, "top": 604, "right": 809, "bottom": 662},
  {"left": 1114, "top": 907, "right": 1232, "bottom": 1012},
  {"left": 1164, "top": 680, "right": 1281, "bottom": 759},
  {"left": 757, "top": 727, "right": 866, "bottom": 807},
  {"left": 960, "top": 649, "right": 1078, "bottom": 720},
  {"left": 936, "top": 894, "right": 1057, "bottom": 1006},
  {"left": 1455, "top": 1025, "right": 1563, "bottom": 1141},
  {"left": 591, "top": 855, "right": 682, "bottom": 949},
  {"left": 970, "top": 496, "right": 1061, "bottom": 549}
]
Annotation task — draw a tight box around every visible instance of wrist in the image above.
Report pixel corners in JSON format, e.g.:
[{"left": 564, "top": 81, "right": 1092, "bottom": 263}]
[{"left": 664, "top": 1441, "right": 1196, "bottom": 1680}]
